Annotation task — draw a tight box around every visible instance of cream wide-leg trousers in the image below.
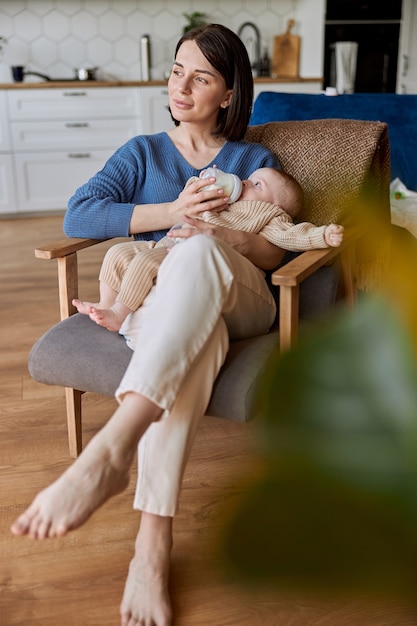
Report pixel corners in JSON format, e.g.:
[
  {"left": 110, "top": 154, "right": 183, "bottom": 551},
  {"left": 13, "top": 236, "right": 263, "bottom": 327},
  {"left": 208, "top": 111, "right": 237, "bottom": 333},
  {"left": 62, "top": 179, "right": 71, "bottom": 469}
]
[{"left": 115, "top": 235, "right": 277, "bottom": 517}]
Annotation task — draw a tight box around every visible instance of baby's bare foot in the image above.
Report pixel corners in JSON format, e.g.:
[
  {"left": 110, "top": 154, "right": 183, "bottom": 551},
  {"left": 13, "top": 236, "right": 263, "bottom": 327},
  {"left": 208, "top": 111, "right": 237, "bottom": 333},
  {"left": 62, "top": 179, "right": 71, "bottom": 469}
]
[
  {"left": 120, "top": 541, "right": 173, "bottom": 626},
  {"left": 89, "top": 306, "right": 126, "bottom": 332},
  {"left": 72, "top": 298, "right": 98, "bottom": 316},
  {"left": 11, "top": 428, "right": 132, "bottom": 539}
]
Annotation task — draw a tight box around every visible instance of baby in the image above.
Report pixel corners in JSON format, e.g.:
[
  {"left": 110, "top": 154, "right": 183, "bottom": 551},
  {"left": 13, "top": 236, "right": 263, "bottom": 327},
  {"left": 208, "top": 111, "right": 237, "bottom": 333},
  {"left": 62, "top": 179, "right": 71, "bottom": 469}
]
[{"left": 73, "top": 167, "right": 344, "bottom": 334}]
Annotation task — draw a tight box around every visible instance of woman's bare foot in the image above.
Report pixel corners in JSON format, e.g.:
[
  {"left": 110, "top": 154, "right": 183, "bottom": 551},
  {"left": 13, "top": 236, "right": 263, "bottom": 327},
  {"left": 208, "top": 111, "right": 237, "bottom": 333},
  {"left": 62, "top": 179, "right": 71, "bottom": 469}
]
[
  {"left": 120, "top": 514, "right": 173, "bottom": 626},
  {"left": 11, "top": 394, "right": 162, "bottom": 540}
]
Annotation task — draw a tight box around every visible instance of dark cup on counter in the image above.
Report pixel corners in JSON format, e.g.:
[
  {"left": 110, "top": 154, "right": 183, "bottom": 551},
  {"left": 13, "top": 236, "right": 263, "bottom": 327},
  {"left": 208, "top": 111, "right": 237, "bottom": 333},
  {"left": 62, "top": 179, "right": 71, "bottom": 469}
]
[{"left": 11, "top": 66, "right": 25, "bottom": 82}]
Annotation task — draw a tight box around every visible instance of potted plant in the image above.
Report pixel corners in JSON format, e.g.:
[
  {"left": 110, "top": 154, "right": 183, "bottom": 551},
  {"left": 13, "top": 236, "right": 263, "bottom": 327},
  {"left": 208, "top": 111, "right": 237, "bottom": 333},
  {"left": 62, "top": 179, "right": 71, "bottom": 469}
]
[
  {"left": 182, "top": 12, "right": 207, "bottom": 34},
  {"left": 0, "top": 36, "right": 8, "bottom": 58}
]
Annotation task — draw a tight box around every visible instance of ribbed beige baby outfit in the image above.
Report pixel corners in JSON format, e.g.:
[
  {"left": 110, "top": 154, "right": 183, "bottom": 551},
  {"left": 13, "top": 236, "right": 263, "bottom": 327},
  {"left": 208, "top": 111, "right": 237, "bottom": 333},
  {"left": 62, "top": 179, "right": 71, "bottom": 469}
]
[{"left": 99, "top": 199, "right": 329, "bottom": 313}]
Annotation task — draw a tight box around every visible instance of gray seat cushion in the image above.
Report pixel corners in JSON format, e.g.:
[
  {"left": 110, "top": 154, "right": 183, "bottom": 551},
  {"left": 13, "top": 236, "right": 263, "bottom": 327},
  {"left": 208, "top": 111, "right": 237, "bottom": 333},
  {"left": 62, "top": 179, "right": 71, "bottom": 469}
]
[
  {"left": 28, "top": 313, "right": 281, "bottom": 421},
  {"left": 28, "top": 264, "right": 338, "bottom": 422}
]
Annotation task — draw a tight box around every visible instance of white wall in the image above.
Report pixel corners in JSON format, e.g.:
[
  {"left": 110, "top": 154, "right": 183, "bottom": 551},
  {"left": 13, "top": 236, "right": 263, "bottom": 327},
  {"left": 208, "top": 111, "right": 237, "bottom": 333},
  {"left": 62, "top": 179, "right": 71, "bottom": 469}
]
[
  {"left": 0, "top": 0, "right": 325, "bottom": 84},
  {"left": 295, "top": 0, "right": 326, "bottom": 78}
]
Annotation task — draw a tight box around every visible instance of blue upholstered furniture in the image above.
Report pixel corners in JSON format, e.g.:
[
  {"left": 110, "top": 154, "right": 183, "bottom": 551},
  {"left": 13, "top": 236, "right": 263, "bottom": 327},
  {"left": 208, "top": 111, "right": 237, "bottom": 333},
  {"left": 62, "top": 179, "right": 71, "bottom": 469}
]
[{"left": 250, "top": 92, "right": 417, "bottom": 192}]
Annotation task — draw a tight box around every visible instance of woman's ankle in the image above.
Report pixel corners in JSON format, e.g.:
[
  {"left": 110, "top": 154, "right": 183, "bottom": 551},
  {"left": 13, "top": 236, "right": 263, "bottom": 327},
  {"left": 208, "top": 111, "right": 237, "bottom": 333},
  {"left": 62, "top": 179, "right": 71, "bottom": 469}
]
[{"left": 136, "top": 513, "right": 173, "bottom": 555}]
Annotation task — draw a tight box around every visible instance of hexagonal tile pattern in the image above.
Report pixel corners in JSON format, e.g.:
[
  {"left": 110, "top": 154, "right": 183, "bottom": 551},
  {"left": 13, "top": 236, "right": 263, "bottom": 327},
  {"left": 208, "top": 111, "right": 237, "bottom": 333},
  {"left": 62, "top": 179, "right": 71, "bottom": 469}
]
[
  {"left": 1, "top": 1, "right": 25, "bottom": 18},
  {"left": 13, "top": 11, "right": 42, "bottom": 41},
  {"left": 59, "top": 37, "right": 86, "bottom": 69},
  {"left": 0, "top": 0, "right": 301, "bottom": 82},
  {"left": 114, "top": 38, "right": 139, "bottom": 67},
  {"left": 29, "top": 0, "right": 55, "bottom": 18},
  {"left": 58, "top": 1, "right": 85, "bottom": 18},
  {"left": 31, "top": 36, "right": 58, "bottom": 69},
  {"left": 99, "top": 10, "right": 125, "bottom": 42},
  {"left": 87, "top": 37, "right": 113, "bottom": 66},
  {"left": 43, "top": 10, "right": 71, "bottom": 42},
  {"left": 71, "top": 12, "right": 98, "bottom": 42}
]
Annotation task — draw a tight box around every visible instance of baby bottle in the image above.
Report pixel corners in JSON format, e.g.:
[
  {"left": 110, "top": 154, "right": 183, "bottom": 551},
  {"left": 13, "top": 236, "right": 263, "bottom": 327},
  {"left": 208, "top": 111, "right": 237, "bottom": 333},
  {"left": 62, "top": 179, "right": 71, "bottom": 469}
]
[{"left": 200, "top": 167, "right": 242, "bottom": 203}]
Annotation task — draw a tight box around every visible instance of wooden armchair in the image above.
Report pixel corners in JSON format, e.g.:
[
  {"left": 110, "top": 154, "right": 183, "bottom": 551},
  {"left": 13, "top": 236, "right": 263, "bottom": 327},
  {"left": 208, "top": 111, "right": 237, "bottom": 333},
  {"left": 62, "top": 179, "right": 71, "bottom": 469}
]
[{"left": 29, "top": 120, "right": 391, "bottom": 458}]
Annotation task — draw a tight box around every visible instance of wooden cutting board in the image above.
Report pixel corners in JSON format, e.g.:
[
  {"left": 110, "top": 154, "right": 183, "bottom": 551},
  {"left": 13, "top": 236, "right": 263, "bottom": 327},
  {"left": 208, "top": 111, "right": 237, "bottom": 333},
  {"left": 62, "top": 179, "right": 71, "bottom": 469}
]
[{"left": 272, "top": 19, "right": 300, "bottom": 78}]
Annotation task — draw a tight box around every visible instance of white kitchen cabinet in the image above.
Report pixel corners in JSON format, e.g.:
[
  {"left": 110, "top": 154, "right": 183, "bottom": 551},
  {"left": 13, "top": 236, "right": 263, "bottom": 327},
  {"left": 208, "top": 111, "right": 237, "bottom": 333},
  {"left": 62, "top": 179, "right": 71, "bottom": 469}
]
[
  {"left": 0, "top": 154, "right": 17, "bottom": 214},
  {"left": 7, "top": 87, "right": 142, "bottom": 213},
  {"left": 0, "top": 91, "right": 11, "bottom": 152},
  {"left": 7, "top": 87, "right": 141, "bottom": 121},
  {"left": 0, "top": 92, "right": 17, "bottom": 213},
  {"left": 13, "top": 150, "right": 114, "bottom": 212},
  {"left": 10, "top": 118, "right": 142, "bottom": 152},
  {"left": 140, "top": 86, "right": 173, "bottom": 134}
]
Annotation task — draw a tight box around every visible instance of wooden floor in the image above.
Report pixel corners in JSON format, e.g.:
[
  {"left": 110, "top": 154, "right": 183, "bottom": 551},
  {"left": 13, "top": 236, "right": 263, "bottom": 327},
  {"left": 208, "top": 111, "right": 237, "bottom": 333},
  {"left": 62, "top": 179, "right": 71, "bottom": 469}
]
[{"left": 1, "top": 214, "right": 417, "bottom": 626}]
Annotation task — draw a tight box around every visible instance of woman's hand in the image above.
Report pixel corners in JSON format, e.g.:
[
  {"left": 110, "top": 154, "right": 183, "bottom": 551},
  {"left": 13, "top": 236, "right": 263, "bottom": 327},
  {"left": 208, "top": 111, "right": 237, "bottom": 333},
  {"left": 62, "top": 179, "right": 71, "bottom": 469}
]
[
  {"left": 129, "top": 177, "right": 229, "bottom": 235},
  {"left": 169, "top": 176, "right": 229, "bottom": 223},
  {"left": 167, "top": 215, "right": 285, "bottom": 271}
]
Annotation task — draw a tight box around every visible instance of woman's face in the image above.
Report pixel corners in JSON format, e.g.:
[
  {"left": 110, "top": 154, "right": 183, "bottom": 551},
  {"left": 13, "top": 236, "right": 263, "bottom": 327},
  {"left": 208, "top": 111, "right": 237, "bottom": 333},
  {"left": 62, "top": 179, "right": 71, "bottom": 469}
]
[{"left": 168, "top": 40, "right": 232, "bottom": 127}]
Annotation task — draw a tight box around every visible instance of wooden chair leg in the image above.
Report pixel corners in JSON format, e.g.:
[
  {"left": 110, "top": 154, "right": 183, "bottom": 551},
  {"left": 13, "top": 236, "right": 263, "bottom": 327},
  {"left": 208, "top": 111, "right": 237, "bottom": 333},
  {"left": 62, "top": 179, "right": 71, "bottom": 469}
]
[
  {"left": 279, "top": 284, "right": 300, "bottom": 352},
  {"left": 65, "top": 387, "right": 82, "bottom": 458}
]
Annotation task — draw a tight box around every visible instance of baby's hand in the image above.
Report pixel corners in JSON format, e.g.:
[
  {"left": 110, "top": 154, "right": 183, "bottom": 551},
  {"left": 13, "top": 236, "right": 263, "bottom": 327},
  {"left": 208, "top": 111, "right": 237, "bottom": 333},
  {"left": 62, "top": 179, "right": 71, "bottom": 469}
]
[{"left": 325, "top": 224, "right": 344, "bottom": 247}]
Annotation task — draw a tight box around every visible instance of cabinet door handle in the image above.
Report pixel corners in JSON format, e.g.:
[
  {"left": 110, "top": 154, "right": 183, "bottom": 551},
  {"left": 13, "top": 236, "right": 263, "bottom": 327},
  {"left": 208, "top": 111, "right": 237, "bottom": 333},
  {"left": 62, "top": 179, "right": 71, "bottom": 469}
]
[
  {"left": 402, "top": 54, "right": 409, "bottom": 77},
  {"left": 65, "top": 122, "right": 89, "bottom": 128},
  {"left": 63, "top": 91, "right": 87, "bottom": 96},
  {"left": 67, "top": 152, "right": 91, "bottom": 158}
]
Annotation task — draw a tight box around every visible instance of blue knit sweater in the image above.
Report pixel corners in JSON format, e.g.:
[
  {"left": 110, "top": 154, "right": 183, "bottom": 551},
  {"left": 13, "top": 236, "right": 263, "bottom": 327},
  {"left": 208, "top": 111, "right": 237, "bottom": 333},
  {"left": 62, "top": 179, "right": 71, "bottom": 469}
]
[{"left": 64, "top": 132, "right": 280, "bottom": 241}]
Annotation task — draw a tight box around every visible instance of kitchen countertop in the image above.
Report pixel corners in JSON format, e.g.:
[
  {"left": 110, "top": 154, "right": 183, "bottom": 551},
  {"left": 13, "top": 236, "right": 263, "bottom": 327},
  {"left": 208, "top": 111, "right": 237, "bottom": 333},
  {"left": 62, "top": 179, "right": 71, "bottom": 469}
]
[{"left": 0, "top": 77, "right": 322, "bottom": 89}]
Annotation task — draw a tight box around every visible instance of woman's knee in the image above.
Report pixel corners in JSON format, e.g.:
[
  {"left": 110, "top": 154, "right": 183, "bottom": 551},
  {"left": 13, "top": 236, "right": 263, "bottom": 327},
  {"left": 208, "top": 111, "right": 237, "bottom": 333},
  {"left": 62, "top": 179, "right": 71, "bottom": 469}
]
[
  {"left": 163, "top": 235, "right": 230, "bottom": 276},
  {"left": 173, "top": 234, "right": 226, "bottom": 262},
  {"left": 180, "top": 234, "right": 217, "bottom": 253}
]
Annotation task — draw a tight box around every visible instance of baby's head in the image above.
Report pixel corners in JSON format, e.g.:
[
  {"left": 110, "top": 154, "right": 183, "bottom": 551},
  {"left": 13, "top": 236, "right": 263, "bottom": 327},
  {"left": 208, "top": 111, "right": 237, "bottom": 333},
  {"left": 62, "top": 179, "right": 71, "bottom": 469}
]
[{"left": 240, "top": 167, "right": 304, "bottom": 218}]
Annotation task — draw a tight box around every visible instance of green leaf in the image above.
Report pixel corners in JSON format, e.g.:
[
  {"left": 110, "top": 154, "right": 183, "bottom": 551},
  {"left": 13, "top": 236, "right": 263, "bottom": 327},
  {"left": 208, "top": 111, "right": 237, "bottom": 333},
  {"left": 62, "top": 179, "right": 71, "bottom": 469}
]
[
  {"left": 182, "top": 12, "right": 207, "bottom": 34},
  {"left": 220, "top": 295, "right": 417, "bottom": 599},
  {"left": 255, "top": 295, "right": 417, "bottom": 497}
]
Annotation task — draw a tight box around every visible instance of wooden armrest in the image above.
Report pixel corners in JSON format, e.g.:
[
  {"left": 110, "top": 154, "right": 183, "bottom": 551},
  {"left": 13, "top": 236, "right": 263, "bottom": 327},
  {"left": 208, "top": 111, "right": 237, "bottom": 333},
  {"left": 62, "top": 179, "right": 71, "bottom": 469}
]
[
  {"left": 35, "top": 237, "right": 105, "bottom": 260},
  {"left": 271, "top": 246, "right": 340, "bottom": 287},
  {"left": 35, "top": 237, "right": 110, "bottom": 320},
  {"left": 271, "top": 227, "right": 360, "bottom": 287},
  {"left": 271, "top": 227, "right": 360, "bottom": 352}
]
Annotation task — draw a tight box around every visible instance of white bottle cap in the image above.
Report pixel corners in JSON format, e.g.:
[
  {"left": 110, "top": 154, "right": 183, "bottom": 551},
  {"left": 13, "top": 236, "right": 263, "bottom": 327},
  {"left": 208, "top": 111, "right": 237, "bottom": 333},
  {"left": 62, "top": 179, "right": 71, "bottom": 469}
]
[{"left": 227, "top": 174, "right": 242, "bottom": 203}]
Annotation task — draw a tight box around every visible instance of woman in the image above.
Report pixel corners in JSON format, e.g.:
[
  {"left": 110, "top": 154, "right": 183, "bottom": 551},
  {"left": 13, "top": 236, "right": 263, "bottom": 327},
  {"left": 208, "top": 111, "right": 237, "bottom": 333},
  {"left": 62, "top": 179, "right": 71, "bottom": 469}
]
[{"left": 11, "top": 24, "right": 284, "bottom": 626}]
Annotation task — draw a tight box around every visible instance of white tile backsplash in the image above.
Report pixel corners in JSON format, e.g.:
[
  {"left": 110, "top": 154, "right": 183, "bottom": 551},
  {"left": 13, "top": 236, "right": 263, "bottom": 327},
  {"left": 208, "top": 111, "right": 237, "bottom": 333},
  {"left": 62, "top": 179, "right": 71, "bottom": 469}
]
[{"left": 0, "top": 0, "right": 324, "bottom": 83}]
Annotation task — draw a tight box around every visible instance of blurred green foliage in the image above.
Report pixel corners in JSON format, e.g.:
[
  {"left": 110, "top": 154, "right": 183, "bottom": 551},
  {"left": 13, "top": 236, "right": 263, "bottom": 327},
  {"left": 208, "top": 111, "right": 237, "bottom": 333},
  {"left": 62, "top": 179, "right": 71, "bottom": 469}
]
[
  {"left": 220, "top": 225, "right": 417, "bottom": 603},
  {"left": 182, "top": 12, "right": 207, "bottom": 35}
]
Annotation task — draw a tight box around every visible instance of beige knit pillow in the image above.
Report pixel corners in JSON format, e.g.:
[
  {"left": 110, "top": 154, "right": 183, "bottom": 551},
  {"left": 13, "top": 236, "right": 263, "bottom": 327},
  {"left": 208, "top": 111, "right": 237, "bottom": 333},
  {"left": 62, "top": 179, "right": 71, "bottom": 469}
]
[{"left": 246, "top": 119, "right": 390, "bottom": 227}]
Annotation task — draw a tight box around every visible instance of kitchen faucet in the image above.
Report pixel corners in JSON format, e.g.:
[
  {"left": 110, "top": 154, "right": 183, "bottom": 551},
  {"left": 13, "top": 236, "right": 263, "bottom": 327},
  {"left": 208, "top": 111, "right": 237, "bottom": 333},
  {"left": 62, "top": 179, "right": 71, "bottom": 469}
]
[{"left": 237, "top": 22, "right": 261, "bottom": 76}]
